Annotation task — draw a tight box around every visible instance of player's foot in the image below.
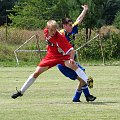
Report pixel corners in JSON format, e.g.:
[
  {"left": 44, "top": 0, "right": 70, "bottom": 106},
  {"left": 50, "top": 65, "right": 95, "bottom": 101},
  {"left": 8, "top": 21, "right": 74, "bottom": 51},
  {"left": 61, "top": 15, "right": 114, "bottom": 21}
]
[
  {"left": 11, "top": 89, "right": 23, "bottom": 99},
  {"left": 87, "top": 76, "right": 93, "bottom": 89},
  {"left": 72, "top": 99, "right": 81, "bottom": 102},
  {"left": 86, "top": 95, "right": 96, "bottom": 102}
]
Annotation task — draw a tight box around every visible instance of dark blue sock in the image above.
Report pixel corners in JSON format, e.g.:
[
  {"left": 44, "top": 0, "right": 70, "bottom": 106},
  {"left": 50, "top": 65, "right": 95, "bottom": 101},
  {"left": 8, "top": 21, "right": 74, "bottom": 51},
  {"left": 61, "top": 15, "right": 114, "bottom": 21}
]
[
  {"left": 82, "top": 85, "right": 90, "bottom": 97},
  {"left": 73, "top": 89, "right": 82, "bottom": 101}
]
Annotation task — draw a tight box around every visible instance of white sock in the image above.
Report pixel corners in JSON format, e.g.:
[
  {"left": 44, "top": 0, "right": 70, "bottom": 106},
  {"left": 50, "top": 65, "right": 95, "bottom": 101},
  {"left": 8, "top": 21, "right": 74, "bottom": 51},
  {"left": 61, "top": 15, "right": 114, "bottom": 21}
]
[
  {"left": 20, "top": 74, "right": 36, "bottom": 94},
  {"left": 75, "top": 68, "right": 88, "bottom": 83}
]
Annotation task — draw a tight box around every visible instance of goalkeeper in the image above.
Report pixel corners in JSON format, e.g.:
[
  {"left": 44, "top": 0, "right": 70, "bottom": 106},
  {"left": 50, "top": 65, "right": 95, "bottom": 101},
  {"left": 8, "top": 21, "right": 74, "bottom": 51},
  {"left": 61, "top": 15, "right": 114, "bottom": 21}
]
[{"left": 57, "top": 5, "right": 96, "bottom": 102}]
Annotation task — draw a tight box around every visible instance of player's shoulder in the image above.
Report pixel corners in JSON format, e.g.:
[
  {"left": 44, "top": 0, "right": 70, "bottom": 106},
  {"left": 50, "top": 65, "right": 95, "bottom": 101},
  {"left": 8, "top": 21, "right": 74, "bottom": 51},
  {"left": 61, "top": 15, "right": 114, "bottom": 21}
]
[
  {"left": 72, "top": 21, "right": 79, "bottom": 27},
  {"left": 59, "top": 29, "right": 65, "bottom": 35},
  {"left": 56, "top": 31, "right": 64, "bottom": 38}
]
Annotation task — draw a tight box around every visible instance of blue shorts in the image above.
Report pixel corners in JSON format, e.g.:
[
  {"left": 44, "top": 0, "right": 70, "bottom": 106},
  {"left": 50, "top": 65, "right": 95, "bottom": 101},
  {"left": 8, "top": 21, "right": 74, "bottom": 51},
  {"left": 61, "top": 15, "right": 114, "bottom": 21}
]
[{"left": 57, "top": 62, "right": 85, "bottom": 80}]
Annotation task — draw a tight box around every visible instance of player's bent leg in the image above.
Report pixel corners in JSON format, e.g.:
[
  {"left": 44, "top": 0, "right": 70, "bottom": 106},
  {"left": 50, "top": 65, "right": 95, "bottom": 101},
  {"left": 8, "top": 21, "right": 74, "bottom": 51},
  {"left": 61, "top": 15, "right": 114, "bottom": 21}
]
[
  {"left": 58, "top": 63, "right": 94, "bottom": 89},
  {"left": 76, "top": 63, "right": 94, "bottom": 89},
  {"left": 57, "top": 64, "right": 77, "bottom": 80},
  {"left": 58, "top": 63, "right": 87, "bottom": 102},
  {"left": 11, "top": 66, "right": 49, "bottom": 99},
  {"left": 57, "top": 62, "right": 85, "bottom": 80},
  {"left": 64, "top": 60, "right": 88, "bottom": 83},
  {"left": 58, "top": 63, "right": 96, "bottom": 102}
]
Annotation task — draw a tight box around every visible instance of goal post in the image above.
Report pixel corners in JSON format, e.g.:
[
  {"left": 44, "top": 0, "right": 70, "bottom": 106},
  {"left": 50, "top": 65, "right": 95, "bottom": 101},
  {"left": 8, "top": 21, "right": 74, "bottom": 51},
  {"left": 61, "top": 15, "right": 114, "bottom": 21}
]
[{"left": 14, "top": 34, "right": 46, "bottom": 65}]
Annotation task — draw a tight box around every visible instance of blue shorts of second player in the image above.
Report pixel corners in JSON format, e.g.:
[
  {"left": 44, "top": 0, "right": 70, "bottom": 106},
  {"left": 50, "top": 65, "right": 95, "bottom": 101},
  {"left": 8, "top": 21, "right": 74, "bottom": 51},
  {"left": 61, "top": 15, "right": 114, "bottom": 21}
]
[{"left": 57, "top": 62, "right": 85, "bottom": 80}]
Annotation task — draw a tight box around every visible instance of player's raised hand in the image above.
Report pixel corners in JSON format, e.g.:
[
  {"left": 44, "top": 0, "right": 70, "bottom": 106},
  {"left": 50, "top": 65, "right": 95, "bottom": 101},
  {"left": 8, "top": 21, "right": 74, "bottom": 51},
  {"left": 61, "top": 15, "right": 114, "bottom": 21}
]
[{"left": 81, "top": 5, "right": 88, "bottom": 11}]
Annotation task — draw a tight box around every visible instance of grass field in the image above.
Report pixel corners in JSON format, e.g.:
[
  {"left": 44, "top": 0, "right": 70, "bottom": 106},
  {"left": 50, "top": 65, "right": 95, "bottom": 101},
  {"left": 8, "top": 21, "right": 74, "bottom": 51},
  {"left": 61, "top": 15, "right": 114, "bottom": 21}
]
[{"left": 0, "top": 66, "right": 120, "bottom": 120}]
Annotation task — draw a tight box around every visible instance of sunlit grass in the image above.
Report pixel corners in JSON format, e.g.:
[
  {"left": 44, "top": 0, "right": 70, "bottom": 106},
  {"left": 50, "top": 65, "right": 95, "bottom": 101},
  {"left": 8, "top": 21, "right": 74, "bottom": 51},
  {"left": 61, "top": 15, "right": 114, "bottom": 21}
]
[{"left": 0, "top": 66, "right": 120, "bottom": 120}]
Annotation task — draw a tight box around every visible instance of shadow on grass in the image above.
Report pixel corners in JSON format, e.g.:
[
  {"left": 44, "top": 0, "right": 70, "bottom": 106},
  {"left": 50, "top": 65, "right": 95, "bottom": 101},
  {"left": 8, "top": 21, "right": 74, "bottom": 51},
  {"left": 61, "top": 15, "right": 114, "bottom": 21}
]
[
  {"left": 49, "top": 101, "right": 119, "bottom": 105},
  {"left": 80, "top": 101, "right": 119, "bottom": 105}
]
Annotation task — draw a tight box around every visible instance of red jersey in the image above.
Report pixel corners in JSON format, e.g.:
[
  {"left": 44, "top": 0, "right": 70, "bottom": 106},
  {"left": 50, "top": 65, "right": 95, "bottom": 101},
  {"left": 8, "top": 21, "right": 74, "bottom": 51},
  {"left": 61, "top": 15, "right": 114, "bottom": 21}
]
[{"left": 38, "top": 28, "right": 73, "bottom": 68}]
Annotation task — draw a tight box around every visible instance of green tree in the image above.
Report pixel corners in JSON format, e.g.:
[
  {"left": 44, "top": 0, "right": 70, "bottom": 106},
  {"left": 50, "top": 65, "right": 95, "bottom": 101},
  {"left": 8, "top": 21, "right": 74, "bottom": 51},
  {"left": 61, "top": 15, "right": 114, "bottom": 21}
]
[
  {"left": 113, "top": 11, "right": 120, "bottom": 29},
  {"left": 0, "top": 0, "right": 18, "bottom": 26},
  {"left": 69, "top": 0, "right": 120, "bottom": 40},
  {"left": 9, "top": 0, "right": 69, "bottom": 29},
  {"left": 9, "top": 0, "right": 47, "bottom": 29},
  {"left": 105, "top": 0, "right": 120, "bottom": 25},
  {"left": 9, "top": 0, "right": 120, "bottom": 31}
]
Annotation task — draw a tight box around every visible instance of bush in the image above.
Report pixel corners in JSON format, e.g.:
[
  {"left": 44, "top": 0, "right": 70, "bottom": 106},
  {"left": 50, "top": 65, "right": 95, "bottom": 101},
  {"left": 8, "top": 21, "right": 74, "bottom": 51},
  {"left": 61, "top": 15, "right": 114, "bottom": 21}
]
[
  {"left": 74, "top": 28, "right": 120, "bottom": 61},
  {"left": 103, "top": 33, "right": 120, "bottom": 60}
]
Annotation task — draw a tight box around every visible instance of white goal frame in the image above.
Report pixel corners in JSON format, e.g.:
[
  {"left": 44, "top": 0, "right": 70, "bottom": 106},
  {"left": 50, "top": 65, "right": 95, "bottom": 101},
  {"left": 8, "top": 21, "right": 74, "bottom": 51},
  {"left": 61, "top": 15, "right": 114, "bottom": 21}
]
[
  {"left": 14, "top": 34, "right": 102, "bottom": 65},
  {"left": 14, "top": 34, "right": 46, "bottom": 65}
]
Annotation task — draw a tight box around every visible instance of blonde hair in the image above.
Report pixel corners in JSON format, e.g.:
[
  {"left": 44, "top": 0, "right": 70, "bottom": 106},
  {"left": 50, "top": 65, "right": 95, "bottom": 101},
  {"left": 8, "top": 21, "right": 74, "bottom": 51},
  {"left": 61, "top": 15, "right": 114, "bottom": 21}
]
[{"left": 47, "top": 20, "right": 58, "bottom": 29}]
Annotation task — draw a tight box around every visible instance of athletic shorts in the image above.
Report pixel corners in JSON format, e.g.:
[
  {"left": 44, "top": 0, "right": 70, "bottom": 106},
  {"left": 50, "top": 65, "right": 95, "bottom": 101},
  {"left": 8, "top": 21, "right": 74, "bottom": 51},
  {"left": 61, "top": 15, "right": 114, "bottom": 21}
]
[
  {"left": 57, "top": 62, "right": 85, "bottom": 80},
  {"left": 38, "top": 54, "right": 70, "bottom": 68}
]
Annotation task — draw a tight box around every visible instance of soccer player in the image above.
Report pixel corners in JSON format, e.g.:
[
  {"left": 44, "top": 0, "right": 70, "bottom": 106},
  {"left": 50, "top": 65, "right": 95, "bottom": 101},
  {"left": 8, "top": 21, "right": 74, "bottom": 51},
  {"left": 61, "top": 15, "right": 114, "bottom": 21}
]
[
  {"left": 57, "top": 5, "right": 96, "bottom": 102},
  {"left": 11, "top": 20, "right": 95, "bottom": 102}
]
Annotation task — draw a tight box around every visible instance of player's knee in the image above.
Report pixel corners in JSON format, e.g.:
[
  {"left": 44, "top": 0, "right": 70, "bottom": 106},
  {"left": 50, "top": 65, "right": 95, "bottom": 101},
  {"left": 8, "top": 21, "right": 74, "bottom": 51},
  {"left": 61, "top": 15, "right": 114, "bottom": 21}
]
[
  {"left": 69, "top": 64, "right": 79, "bottom": 71},
  {"left": 65, "top": 61, "right": 78, "bottom": 71}
]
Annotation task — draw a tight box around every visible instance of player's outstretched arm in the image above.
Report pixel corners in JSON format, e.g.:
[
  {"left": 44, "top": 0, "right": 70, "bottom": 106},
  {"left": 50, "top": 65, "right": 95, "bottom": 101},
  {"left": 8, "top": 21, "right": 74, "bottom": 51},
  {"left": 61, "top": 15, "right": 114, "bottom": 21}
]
[{"left": 76, "top": 5, "right": 88, "bottom": 25}]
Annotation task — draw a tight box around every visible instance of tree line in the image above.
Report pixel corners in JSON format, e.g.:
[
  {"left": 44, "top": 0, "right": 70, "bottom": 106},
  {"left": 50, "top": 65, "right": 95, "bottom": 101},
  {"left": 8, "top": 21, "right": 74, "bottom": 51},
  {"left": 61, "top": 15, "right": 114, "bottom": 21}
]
[{"left": 1, "top": 0, "right": 120, "bottom": 30}]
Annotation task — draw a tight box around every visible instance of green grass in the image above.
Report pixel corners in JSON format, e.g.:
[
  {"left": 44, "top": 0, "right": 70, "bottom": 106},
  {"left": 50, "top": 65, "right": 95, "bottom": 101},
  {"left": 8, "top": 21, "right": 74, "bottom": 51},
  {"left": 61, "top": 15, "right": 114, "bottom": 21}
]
[{"left": 0, "top": 66, "right": 120, "bottom": 120}]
